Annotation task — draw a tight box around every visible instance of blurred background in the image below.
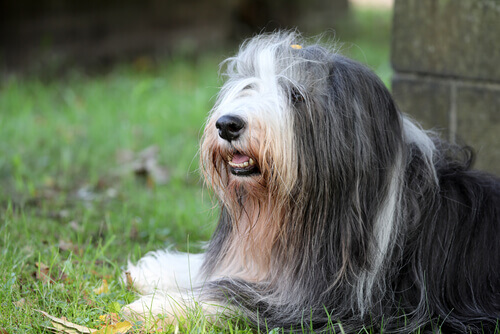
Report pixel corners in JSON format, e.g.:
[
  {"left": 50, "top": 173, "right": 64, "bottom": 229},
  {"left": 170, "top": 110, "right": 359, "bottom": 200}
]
[{"left": 1, "top": 0, "right": 384, "bottom": 74}]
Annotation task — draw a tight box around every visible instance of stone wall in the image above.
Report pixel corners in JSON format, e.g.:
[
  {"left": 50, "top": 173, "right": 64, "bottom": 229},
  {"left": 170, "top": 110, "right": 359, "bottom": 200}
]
[{"left": 391, "top": 0, "right": 500, "bottom": 175}]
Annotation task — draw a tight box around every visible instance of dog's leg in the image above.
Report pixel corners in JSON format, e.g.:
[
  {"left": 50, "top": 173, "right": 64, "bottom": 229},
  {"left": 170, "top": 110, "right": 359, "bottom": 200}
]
[
  {"left": 125, "top": 251, "right": 204, "bottom": 294},
  {"left": 123, "top": 290, "right": 195, "bottom": 327},
  {"left": 123, "top": 251, "right": 203, "bottom": 322},
  {"left": 123, "top": 290, "right": 233, "bottom": 329},
  {"left": 123, "top": 252, "right": 237, "bottom": 327}
]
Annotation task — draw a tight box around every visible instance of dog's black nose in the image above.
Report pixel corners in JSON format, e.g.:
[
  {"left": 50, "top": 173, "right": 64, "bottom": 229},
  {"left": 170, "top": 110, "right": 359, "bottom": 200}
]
[{"left": 215, "top": 115, "right": 246, "bottom": 141}]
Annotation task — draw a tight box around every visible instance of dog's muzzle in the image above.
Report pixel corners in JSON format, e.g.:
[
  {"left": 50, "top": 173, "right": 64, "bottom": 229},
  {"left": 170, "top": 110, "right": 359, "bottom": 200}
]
[{"left": 216, "top": 115, "right": 260, "bottom": 176}]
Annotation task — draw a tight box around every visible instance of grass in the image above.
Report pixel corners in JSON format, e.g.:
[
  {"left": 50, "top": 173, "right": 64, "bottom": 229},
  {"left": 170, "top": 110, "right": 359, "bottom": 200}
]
[{"left": 0, "top": 7, "right": 395, "bottom": 333}]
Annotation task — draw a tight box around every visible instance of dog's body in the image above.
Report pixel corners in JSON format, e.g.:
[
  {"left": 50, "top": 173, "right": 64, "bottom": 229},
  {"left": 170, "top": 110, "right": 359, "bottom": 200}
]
[{"left": 126, "top": 33, "right": 500, "bottom": 333}]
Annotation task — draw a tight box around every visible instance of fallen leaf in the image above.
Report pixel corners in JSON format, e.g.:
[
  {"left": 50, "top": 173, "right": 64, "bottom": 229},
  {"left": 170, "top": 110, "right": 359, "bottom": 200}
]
[
  {"left": 93, "top": 321, "right": 132, "bottom": 334},
  {"left": 36, "top": 262, "right": 49, "bottom": 271},
  {"left": 117, "top": 146, "right": 170, "bottom": 186},
  {"left": 0, "top": 328, "right": 9, "bottom": 334},
  {"left": 124, "top": 271, "right": 134, "bottom": 289},
  {"left": 35, "top": 262, "right": 68, "bottom": 284},
  {"left": 35, "top": 262, "right": 55, "bottom": 284},
  {"left": 112, "top": 321, "right": 133, "bottom": 333},
  {"left": 93, "top": 279, "right": 109, "bottom": 295},
  {"left": 98, "top": 313, "right": 119, "bottom": 325},
  {"left": 36, "top": 310, "right": 97, "bottom": 333},
  {"left": 58, "top": 239, "right": 78, "bottom": 252}
]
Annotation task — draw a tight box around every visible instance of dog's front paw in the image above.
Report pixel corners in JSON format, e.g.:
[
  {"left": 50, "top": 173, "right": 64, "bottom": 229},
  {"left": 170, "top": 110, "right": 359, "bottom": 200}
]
[{"left": 122, "top": 293, "right": 188, "bottom": 329}]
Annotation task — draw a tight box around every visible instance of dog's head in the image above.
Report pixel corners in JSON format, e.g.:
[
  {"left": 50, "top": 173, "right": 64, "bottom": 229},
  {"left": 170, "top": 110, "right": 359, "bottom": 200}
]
[{"left": 202, "top": 33, "right": 404, "bottom": 205}]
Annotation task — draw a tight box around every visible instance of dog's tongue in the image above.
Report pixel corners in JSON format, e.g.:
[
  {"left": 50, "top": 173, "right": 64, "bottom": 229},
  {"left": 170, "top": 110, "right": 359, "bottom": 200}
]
[{"left": 232, "top": 153, "right": 250, "bottom": 164}]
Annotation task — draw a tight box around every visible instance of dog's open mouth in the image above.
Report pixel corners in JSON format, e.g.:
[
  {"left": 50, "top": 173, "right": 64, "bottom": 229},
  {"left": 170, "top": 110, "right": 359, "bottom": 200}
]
[{"left": 227, "top": 152, "right": 260, "bottom": 176}]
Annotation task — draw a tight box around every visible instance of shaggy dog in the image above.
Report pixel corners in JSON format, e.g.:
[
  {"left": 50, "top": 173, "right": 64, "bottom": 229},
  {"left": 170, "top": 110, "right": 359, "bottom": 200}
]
[{"left": 125, "top": 32, "right": 500, "bottom": 333}]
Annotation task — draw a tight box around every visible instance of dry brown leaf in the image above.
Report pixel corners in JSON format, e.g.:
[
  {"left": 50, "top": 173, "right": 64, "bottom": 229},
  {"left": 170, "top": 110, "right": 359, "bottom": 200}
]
[
  {"left": 93, "top": 279, "right": 109, "bottom": 295},
  {"left": 36, "top": 310, "right": 97, "bottom": 333},
  {"left": 93, "top": 321, "right": 133, "bottom": 334},
  {"left": 98, "top": 313, "right": 120, "bottom": 325},
  {"left": 112, "top": 321, "right": 133, "bottom": 333},
  {"left": 35, "top": 262, "right": 49, "bottom": 272},
  {"left": 35, "top": 262, "right": 55, "bottom": 284},
  {"left": 45, "top": 326, "right": 63, "bottom": 333},
  {"left": 35, "top": 262, "right": 68, "bottom": 284},
  {"left": 58, "top": 239, "right": 79, "bottom": 253},
  {"left": 0, "top": 328, "right": 9, "bottom": 334},
  {"left": 124, "top": 271, "right": 134, "bottom": 289},
  {"left": 117, "top": 146, "right": 170, "bottom": 186}
]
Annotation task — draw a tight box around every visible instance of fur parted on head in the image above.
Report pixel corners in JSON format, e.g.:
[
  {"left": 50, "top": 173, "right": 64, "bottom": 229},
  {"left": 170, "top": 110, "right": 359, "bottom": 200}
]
[{"left": 198, "top": 31, "right": 500, "bottom": 333}]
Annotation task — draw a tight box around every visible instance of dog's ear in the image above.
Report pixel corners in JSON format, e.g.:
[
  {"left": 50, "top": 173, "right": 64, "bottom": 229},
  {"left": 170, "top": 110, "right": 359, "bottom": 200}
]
[
  {"left": 305, "top": 56, "right": 405, "bottom": 276},
  {"left": 326, "top": 55, "right": 403, "bottom": 162},
  {"left": 330, "top": 56, "right": 399, "bottom": 124}
]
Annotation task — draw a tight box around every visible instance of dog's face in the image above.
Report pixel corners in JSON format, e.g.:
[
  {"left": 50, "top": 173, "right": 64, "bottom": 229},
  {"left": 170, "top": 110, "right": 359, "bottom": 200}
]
[
  {"left": 201, "top": 33, "right": 403, "bottom": 209},
  {"left": 201, "top": 34, "right": 327, "bottom": 200}
]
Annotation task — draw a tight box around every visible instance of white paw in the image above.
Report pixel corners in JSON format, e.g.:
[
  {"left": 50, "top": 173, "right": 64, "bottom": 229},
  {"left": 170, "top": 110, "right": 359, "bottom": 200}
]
[{"left": 122, "top": 293, "right": 188, "bottom": 328}]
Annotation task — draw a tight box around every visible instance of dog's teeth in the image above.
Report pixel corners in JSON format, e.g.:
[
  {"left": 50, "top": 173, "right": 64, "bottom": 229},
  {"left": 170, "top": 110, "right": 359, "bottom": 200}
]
[{"left": 227, "top": 156, "right": 256, "bottom": 169}]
